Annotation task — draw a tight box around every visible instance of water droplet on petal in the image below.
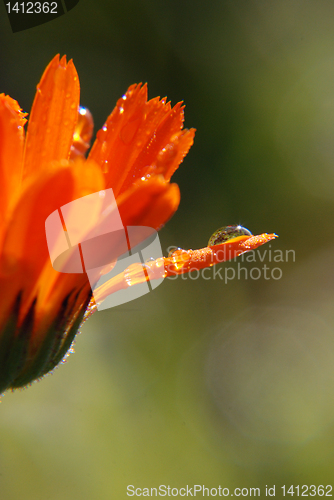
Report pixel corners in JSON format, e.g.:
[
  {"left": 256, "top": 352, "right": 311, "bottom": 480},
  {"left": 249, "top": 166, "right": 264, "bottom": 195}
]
[
  {"left": 168, "top": 246, "right": 181, "bottom": 257},
  {"left": 96, "top": 128, "right": 107, "bottom": 142},
  {"left": 208, "top": 225, "right": 252, "bottom": 246},
  {"left": 141, "top": 173, "right": 151, "bottom": 181},
  {"left": 120, "top": 118, "right": 140, "bottom": 144}
]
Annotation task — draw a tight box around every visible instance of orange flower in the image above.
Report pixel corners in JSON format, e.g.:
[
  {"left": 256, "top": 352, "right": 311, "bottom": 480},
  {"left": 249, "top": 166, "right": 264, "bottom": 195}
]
[{"left": 0, "top": 55, "right": 276, "bottom": 394}]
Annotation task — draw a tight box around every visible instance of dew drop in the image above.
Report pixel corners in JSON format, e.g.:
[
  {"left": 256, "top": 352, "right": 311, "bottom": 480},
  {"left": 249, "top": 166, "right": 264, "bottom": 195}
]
[
  {"left": 141, "top": 174, "right": 151, "bottom": 181},
  {"left": 96, "top": 128, "right": 107, "bottom": 142},
  {"left": 208, "top": 225, "right": 252, "bottom": 246},
  {"left": 168, "top": 246, "right": 181, "bottom": 257},
  {"left": 124, "top": 267, "right": 134, "bottom": 286}
]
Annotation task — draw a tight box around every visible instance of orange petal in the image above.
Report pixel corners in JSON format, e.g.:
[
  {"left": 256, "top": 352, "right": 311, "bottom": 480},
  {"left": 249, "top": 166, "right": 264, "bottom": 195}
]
[
  {"left": 155, "top": 128, "right": 196, "bottom": 182},
  {"left": 0, "top": 159, "right": 104, "bottom": 328},
  {"left": 23, "top": 55, "right": 80, "bottom": 180},
  {"left": 0, "top": 94, "right": 28, "bottom": 128},
  {"left": 0, "top": 95, "right": 26, "bottom": 242},
  {"left": 116, "top": 175, "right": 180, "bottom": 230},
  {"left": 164, "top": 233, "right": 278, "bottom": 275},
  {"left": 89, "top": 83, "right": 195, "bottom": 196},
  {"left": 239, "top": 233, "right": 278, "bottom": 250}
]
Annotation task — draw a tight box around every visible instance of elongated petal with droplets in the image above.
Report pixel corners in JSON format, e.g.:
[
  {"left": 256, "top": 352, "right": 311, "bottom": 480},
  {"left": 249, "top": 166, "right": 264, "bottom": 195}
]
[
  {"left": 23, "top": 55, "right": 80, "bottom": 179},
  {"left": 93, "top": 233, "right": 278, "bottom": 302}
]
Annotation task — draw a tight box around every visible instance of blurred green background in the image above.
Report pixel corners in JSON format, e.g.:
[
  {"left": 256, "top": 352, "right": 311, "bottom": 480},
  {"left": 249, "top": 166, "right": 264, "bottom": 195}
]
[{"left": 2, "top": 0, "right": 334, "bottom": 498}]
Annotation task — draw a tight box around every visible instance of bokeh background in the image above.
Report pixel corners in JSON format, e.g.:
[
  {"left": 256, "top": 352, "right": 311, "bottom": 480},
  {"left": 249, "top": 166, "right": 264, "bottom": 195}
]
[{"left": 1, "top": 1, "right": 334, "bottom": 498}]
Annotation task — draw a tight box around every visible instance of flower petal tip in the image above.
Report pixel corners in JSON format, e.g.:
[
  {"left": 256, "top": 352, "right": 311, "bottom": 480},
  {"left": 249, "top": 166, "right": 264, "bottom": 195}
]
[{"left": 240, "top": 232, "right": 278, "bottom": 250}]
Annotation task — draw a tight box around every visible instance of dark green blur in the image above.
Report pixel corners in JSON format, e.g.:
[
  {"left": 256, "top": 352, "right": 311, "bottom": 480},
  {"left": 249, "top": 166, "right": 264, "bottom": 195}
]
[{"left": 1, "top": 1, "right": 334, "bottom": 498}]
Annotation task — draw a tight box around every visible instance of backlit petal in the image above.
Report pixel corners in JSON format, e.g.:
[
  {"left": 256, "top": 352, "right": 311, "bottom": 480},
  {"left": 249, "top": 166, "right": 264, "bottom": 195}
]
[
  {"left": 23, "top": 55, "right": 80, "bottom": 179},
  {"left": 116, "top": 175, "right": 180, "bottom": 230},
  {"left": 0, "top": 159, "right": 104, "bottom": 330},
  {"left": 89, "top": 83, "right": 195, "bottom": 196},
  {"left": 0, "top": 95, "right": 25, "bottom": 242}
]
